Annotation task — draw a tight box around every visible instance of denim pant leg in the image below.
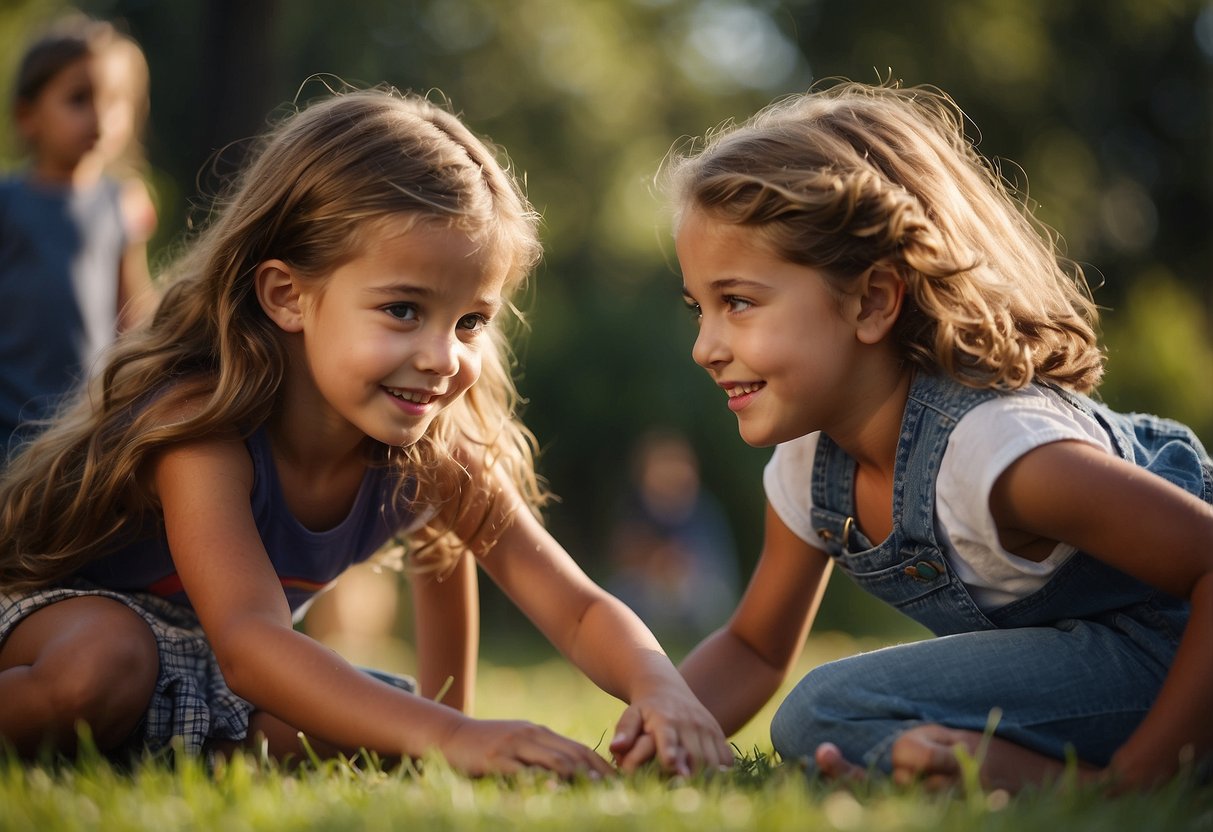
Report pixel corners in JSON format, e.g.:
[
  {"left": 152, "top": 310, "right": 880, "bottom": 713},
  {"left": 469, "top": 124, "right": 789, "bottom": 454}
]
[{"left": 770, "top": 619, "right": 1172, "bottom": 774}]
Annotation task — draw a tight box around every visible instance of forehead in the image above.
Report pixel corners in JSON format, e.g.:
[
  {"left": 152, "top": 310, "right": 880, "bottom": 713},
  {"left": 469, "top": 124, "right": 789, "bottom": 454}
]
[
  {"left": 342, "top": 215, "right": 512, "bottom": 294},
  {"left": 676, "top": 209, "right": 772, "bottom": 277},
  {"left": 49, "top": 55, "right": 98, "bottom": 86},
  {"left": 27, "top": 56, "right": 99, "bottom": 108}
]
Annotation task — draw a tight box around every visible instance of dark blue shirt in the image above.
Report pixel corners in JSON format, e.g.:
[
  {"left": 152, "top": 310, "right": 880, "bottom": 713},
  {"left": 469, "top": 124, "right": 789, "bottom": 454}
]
[
  {"left": 0, "top": 175, "right": 126, "bottom": 457},
  {"left": 77, "top": 427, "right": 417, "bottom": 618}
]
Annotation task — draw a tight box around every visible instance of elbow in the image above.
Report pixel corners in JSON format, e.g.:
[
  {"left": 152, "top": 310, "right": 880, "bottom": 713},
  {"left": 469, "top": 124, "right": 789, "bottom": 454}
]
[
  {"left": 1191, "top": 570, "right": 1213, "bottom": 604},
  {"left": 729, "top": 623, "right": 797, "bottom": 680},
  {"left": 207, "top": 619, "right": 278, "bottom": 701},
  {"left": 212, "top": 640, "right": 256, "bottom": 699}
]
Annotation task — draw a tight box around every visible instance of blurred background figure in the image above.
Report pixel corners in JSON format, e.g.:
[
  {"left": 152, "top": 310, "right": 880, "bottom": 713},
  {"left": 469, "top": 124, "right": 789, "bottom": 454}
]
[
  {"left": 1, "top": 12, "right": 156, "bottom": 460},
  {"left": 605, "top": 430, "right": 739, "bottom": 646},
  {"left": 85, "top": 25, "right": 158, "bottom": 304}
]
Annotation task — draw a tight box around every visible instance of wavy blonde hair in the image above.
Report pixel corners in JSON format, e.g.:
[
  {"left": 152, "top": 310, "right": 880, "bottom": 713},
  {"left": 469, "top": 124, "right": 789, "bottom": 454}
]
[
  {"left": 663, "top": 80, "right": 1104, "bottom": 393},
  {"left": 0, "top": 86, "right": 545, "bottom": 591}
]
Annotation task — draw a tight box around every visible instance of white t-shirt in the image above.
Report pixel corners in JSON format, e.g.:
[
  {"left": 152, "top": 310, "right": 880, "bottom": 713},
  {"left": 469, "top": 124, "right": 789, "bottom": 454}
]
[{"left": 763, "top": 385, "right": 1116, "bottom": 610}]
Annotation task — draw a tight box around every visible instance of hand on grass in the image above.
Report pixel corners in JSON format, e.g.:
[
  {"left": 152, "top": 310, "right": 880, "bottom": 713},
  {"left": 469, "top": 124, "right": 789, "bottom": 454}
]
[
  {"left": 438, "top": 717, "right": 615, "bottom": 779},
  {"left": 609, "top": 693, "right": 734, "bottom": 776}
]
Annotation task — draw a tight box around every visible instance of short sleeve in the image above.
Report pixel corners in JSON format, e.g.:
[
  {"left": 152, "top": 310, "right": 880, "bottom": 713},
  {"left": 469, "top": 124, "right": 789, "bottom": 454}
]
[
  {"left": 936, "top": 385, "right": 1116, "bottom": 608},
  {"left": 762, "top": 432, "right": 825, "bottom": 547}
]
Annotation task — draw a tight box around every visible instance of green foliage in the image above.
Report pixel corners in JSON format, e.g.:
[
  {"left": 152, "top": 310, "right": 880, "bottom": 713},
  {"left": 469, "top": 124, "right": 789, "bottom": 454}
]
[
  {"left": 1, "top": 655, "right": 1211, "bottom": 832},
  {"left": 1100, "top": 270, "right": 1213, "bottom": 446}
]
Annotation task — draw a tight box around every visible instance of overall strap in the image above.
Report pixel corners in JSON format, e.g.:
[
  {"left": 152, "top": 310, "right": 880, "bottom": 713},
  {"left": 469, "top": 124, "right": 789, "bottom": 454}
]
[
  {"left": 809, "top": 371, "right": 1001, "bottom": 635},
  {"left": 810, "top": 371, "right": 1000, "bottom": 550}
]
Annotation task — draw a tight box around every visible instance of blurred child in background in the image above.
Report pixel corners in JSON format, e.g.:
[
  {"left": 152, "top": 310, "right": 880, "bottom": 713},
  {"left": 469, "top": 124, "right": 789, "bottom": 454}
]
[
  {"left": 1, "top": 14, "right": 156, "bottom": 459},
  {"left": 606, "top": 430, "right": 739, "bottom": 644}
]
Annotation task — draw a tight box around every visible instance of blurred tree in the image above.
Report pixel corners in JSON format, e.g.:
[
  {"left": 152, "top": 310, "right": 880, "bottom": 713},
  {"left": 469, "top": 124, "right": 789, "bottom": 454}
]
[{"left": 1, "top": 0, "right": 1208, "bottom": 647}]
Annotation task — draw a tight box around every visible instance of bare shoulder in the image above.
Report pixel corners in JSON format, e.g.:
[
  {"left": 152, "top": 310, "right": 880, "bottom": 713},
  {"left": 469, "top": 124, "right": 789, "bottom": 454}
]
[{"left": 148, "top": 430, "right": 255, "bottom": 503}]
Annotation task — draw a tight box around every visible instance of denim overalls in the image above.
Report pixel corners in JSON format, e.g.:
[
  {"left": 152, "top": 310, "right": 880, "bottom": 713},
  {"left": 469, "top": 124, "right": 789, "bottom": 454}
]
[{"left": 770, "top": 371, "right": 1212, "bottom": 771}]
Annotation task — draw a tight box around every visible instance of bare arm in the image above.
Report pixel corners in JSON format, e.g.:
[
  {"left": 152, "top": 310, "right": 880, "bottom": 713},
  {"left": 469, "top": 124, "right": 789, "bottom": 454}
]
[
  {"left": 680, "top": 501, "right": 833, "bottom": 736},
  {"left": 472, "top": 474, "right": 733, "bottom": 773},
  {"left": 115, "top": 179, "right": 159, "bottom": 331},
  {"left": 116, "top": 242, "right": 157, "bottom": 331},
  {"left": 410, "top": 550, "right": 478, "bottom": 711},
  {"left": 991, "top": 439, "right": 1213, "bottom": 788},
  {"left": 155, "top": 439, "right": 611, "bottom": 777}
]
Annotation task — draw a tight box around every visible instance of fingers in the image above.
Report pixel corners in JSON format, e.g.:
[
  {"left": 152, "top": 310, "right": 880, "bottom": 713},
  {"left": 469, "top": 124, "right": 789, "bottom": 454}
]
[
  {"left": 616, "top": 696, "right": 734, "bottom": 776},
  {"left": 609, "top": 707, "right": 643, "bottom": 759},
  {"left": 444, "top": 719, "right": 615, "bottom": 780},
  {"left": 677, "top": 722, "right": 735, "bottom": 774},
  {"left": 517, "top": 729, "right": 615, "bottom": 780},
  {"left": 615, "top": 732, "right": 657, "bottom": 773},
  {"left": 649, "top": 724, "right": 734, "bottom": 776},
  {"left": 642, "top": 723, "right": 690, "bottom": 777}
]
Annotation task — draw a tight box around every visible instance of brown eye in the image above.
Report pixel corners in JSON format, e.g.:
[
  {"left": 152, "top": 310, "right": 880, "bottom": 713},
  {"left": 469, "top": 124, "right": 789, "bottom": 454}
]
[
  {"left": 458, "top": 313, "right": 489, "bottom": 332},
  {"left": 384, "top": 303, "right": 418, "bottom": 321}
]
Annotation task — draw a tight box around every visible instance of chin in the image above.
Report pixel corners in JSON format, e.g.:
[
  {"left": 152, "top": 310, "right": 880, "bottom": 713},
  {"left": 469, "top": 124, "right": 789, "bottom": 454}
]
[{"left": 737, "top": 425, "right": 778, "bottom": 449}]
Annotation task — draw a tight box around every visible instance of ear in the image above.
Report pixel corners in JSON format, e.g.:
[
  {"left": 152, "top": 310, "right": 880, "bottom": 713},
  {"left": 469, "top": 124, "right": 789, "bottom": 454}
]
[
  {"left": 255, "top": 259, "right": 304, "bottom": 333},
  {"left": 853, "top": 267, "right": 905, "bottom": 345}
]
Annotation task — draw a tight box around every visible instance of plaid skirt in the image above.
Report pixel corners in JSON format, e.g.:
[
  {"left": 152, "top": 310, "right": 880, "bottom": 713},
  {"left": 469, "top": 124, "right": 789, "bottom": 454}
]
[{"left": 0, "top": 584, "right": 252, "bottom": 756}]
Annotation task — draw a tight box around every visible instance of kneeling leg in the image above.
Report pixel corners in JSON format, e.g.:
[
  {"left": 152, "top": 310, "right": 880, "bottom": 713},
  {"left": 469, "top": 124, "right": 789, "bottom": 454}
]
[{"left": 0, "top": 596, "right": 159, "bottom": 755}]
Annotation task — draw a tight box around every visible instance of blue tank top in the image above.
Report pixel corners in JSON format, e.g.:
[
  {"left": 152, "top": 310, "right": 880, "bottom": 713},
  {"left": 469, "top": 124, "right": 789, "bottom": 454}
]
[
  {"left": 0, "top": 175, "right": 126, "bottom": 456},
  {"left": 77, "top": 427, "right": 417, "bottom": 616}
]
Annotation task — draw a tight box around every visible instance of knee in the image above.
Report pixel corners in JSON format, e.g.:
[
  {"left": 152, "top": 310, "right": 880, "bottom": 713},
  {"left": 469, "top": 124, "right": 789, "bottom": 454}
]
[
  {"left": 770, "top": 661, "right": 861, "bottom": 762},
  {"left": 37, "top": 622, "right": 158, "bottom": 744}
]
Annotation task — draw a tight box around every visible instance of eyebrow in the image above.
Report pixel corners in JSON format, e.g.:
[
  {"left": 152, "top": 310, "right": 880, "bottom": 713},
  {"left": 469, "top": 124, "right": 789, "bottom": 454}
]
[
  {"left": 366, "top": 281, "right": 430, "bottom": 295},
  {"left": 681, "top": 277, "right": 770, "bottom": 296},
  {"left": 366, "top": 283, "right": 502, "bottom": 309}
]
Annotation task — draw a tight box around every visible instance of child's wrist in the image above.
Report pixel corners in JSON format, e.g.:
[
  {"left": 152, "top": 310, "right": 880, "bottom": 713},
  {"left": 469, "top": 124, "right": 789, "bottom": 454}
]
[
  {"left": 423, "top": 707, "right": 473, "bottom": 758},
  {"left": 625, "top": 663, "right": 685, "bottom": 702}
]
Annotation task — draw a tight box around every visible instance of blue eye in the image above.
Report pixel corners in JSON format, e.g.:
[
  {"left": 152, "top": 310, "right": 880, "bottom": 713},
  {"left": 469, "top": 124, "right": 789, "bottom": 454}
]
[{"left": 384, "top": 303, "right": 418, "bottom": 321}]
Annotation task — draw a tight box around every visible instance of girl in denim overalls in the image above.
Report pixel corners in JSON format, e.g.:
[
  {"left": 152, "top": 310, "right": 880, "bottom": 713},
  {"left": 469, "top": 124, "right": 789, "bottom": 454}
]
[{"left": 614, "top": 81, "right": 1213, "bottom": 791}]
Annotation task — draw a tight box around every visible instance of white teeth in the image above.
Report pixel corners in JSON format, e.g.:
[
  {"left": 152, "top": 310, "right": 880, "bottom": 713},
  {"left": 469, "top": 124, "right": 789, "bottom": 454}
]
[
  {"left": 726, "top": 383, "right": 763, "bottom": 398},
  {"left": 386, "top": 388, "right": 433, "bottom": 404}
]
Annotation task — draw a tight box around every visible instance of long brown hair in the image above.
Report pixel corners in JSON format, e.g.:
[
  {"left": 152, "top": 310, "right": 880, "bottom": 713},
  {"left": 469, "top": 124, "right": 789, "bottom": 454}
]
[
  {"left": 663, "top": 80, "right": 1104, "bottom": 393},
  {"left": 0, "top": 86, "right": 545, "bottom": 590}
]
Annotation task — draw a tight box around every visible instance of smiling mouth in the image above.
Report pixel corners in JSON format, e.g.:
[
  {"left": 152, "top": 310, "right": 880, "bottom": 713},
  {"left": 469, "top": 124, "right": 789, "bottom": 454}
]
[
  {"left": 384, "top": 386, "right": 438, "bottom": 404},
  {"left": 725, "top": 382, "right": 764, "bottom": 398}
]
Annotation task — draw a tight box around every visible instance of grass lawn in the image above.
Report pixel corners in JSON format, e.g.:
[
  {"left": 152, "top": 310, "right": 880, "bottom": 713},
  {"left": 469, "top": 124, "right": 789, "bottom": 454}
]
[{"left": 2, "top": 632, "right": 1210, "bottom": 831}]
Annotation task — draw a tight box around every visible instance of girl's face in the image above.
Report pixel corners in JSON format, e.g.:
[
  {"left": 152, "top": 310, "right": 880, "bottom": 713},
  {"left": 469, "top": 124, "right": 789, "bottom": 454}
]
[
  {"left": 17, "top": 56, "right": 100, "bottom": 180},
  {"left": 677, "top": 208, "right": 865, "bottom": 447},
  {"left": 292, "top": 216, "right": 510, "bottom": 449},
  {"left": 92, "top": 46, "right": 140, "bottom": 165}
]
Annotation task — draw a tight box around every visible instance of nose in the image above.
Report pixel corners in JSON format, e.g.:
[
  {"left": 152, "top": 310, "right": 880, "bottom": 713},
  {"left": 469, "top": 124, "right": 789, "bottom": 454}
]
[
  {"left": 691, "top": 317, "right": 730, "bottom": 370},
  {"left": 414, "top": 328, "right": 460, "bottom": 377}
]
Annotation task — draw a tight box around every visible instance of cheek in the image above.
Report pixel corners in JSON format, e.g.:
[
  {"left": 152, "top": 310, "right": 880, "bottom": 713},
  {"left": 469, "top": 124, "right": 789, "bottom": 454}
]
[
  {"left": 339, "top": 325, "right": 396, "bottom": 365},
  {"left": 457, "top": 350, "right": 484, "bottom": 389}
]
